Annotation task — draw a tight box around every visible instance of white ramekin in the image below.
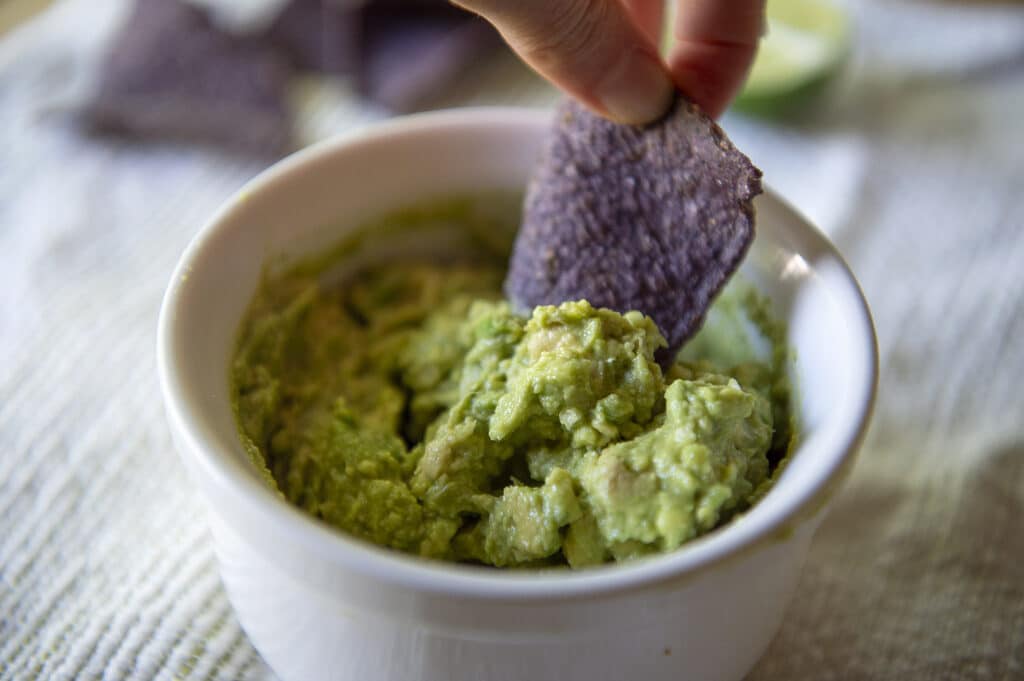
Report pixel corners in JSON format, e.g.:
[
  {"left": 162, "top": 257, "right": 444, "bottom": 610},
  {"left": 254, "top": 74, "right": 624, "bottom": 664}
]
[{"left": 158, "top": 108, "right": 877, "bottom": 681}]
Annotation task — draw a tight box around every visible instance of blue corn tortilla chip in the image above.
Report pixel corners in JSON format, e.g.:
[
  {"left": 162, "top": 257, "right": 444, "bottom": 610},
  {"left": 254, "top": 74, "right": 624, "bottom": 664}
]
[
  {"left": 84, "top": 0, "right": 503, "bottom": 152},
  {"left": 358, "top": 5, "right": 500, "bottom": 112},
  {"left": 265, "top": 0, "right": 361, "bottom": 75},
  {"left": 505, "top": 96, "right": 762, "bottom": 361},
  {"left": 84, "top": 0, "right": 292, "bottom": 156}
]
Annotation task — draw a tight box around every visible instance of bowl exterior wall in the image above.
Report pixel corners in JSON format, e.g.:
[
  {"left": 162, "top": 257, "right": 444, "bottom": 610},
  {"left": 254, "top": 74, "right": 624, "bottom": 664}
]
[{"left": 201, "top": 494, "right": 814, "bottom": 681}]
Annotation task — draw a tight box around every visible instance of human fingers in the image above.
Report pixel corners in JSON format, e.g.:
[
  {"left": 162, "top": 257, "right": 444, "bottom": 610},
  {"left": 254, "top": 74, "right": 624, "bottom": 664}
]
[
  {"left": 452, "top": 0, "right": 674, "bottom": 125},
  {"left": 667, "top": 0, "right": 765, "bottom": 118},
  {"left": 619, "top": 0, "right": 665, "bottom": 47}
]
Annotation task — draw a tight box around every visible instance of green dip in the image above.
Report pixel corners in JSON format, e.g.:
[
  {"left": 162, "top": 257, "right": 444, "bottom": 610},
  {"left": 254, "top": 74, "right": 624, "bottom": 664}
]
[{"left": 232, "top": 198, "right": 792, "bottom": 568}]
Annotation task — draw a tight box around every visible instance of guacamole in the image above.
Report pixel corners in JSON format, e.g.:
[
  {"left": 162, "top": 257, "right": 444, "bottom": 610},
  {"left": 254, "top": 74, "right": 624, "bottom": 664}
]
[{"left": 232, "top": 200, "right": 791, "bottom": 568}]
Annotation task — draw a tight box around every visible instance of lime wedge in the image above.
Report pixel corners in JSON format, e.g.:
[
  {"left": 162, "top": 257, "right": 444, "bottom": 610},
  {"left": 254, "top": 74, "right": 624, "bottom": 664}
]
[{"left": 733, "top": 0, "right": 850, "bottom": 118}]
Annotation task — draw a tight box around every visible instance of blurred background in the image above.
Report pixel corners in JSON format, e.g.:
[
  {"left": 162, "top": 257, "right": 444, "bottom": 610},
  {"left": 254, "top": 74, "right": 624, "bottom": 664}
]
[{"left": 1, "top": 1, "right": 1022, "bottom": 679}]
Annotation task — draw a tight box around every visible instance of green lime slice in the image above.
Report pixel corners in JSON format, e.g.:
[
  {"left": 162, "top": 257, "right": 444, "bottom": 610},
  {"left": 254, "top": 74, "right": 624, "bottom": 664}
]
[{"left": 733, "top": 0, "right": 850, "bottom": 118}]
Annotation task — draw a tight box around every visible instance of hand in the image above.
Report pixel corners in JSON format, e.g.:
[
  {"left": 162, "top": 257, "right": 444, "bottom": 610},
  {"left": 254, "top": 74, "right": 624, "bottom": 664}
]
[{"left": 452, "top": 0, "right": 765, "bottom": 124}]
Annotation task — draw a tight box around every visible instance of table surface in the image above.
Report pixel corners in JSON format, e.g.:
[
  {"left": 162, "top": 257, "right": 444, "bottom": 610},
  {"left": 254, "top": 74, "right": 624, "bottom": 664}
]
[{"left": 2, "top": 1, "right": 1023, "bottom": 679}]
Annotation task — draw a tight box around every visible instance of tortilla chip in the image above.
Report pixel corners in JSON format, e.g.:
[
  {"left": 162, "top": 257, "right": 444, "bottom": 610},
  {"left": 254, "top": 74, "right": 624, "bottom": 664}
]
[
  {"left": 358, "top": 5, "right": 499, "bottom": 112},
  {"left": 85, "top": 0, "right": 292, "bottom": 156},
  {"left": 505, "top": 96, "right": 762, "bottom": 359},
  {"left": 265, "top": 0, "right": 361, "bottom": 75}
]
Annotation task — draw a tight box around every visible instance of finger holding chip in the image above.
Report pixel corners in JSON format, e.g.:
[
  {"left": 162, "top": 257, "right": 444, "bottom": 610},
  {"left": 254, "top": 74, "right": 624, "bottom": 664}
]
[
  {"left": 453, "top": 0, "right": 765, "bottom": 122},
  {"left": 452, "top": 0, "right": 675, "bottom": 125},
  {"left": 619, "top": 0, "right": 767, "bottom": 118},
  {"left": 667, "top": 0, "right": 766, "bottom": 118}
]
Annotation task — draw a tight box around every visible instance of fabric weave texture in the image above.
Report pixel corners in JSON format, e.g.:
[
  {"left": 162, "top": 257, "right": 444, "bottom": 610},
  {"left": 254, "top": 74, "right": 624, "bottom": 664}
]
[{"left": 1, "top": 1, "right": 1023, "bottom": 679}]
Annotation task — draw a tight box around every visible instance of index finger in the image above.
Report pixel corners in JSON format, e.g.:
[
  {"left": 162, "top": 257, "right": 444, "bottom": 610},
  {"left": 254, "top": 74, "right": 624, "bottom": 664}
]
[
  {"left": 667, "top": 0, "right": 765, "bottom": 118},
  {"left": 453, "top": 0, "right": 674, "bottom": 125}
]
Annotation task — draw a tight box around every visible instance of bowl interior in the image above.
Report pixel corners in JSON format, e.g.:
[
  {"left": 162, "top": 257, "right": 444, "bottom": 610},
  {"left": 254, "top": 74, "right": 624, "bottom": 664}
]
[{"left": 158, "top": 108, "right": 876, "bottom": 597}]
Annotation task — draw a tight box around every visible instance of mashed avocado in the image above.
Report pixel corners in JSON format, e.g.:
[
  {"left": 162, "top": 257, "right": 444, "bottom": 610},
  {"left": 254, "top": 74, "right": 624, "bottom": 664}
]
[{"left": 232, "top": 199, "right": 791, "bottom": 568}]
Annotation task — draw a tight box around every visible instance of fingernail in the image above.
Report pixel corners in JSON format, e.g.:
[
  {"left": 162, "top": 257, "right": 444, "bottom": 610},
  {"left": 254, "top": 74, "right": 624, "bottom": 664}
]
[{"left": 596, "top": 48, "right": 674, "bottom": 125}]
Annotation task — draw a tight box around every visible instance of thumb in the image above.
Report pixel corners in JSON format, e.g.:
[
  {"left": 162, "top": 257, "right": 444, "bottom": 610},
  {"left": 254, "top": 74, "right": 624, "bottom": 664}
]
[{"left": 453, "top": 0, "right": 674, "bottom": 125}]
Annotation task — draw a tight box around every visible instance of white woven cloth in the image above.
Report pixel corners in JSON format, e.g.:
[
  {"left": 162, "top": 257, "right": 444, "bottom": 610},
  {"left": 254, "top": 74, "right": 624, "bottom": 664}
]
[{"left": 2, "top": 1, "right": 1023, "bottom": 679}]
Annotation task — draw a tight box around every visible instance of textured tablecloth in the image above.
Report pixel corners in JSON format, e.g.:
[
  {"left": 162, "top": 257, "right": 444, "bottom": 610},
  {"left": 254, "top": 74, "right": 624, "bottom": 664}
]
[{"left": 2, "top": 1, "right": 1023, "bottom": 679}]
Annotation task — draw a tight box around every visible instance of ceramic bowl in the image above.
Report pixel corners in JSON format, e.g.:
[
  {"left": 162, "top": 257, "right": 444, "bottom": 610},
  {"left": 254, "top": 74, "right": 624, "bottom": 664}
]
[{"left": 157, "top": 108, "right": 877, "bottom": 681}]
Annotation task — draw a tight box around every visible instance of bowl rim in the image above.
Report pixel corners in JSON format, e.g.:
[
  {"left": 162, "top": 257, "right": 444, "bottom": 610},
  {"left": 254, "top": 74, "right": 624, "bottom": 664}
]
[{"left": 158, "top": 106, "right": 878, "bottom": 601}]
